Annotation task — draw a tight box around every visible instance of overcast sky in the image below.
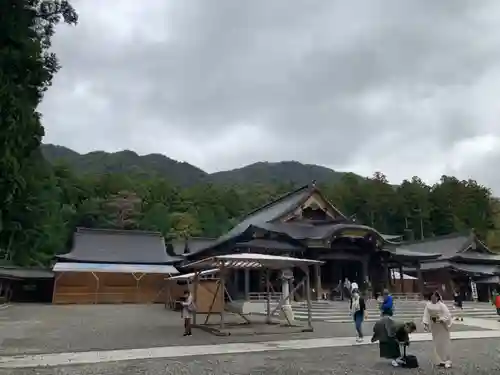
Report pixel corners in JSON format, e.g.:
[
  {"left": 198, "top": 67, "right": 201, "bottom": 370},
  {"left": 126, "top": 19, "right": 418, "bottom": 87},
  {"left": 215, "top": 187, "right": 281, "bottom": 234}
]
[{"left": 40, "top": 0, "right": 500, "bottom": 193}]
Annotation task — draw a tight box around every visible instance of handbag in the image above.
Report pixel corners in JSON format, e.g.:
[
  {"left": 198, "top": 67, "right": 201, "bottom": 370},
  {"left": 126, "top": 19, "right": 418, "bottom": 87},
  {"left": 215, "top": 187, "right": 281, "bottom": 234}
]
[{"left": 401, "top": 344, "right": 419, "bottom": 368}]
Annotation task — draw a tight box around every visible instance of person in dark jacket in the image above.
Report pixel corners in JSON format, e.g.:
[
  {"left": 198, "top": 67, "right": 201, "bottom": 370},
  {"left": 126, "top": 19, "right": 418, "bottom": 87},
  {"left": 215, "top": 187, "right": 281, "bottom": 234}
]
[
  {"left": 453, "top": 288, "right": 464, "bottom": 321},
  {"left": 350, "top": 289, "right": 366, "bottom": 342},
  {"left": 371, "top": 317, "right": 417, "bottom": 367}
]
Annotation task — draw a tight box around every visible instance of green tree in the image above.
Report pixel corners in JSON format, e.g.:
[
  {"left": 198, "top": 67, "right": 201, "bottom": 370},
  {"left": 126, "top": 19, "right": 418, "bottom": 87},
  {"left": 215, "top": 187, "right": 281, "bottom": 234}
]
[
  {"left": 0, "top": 0, "right": 77, "bottom": 231},
  {"left": 396, "top": 176, "right": 431, "bottom": 239},
  {"left": 0, "top": 151, "right": 68, "bottom": 265}
]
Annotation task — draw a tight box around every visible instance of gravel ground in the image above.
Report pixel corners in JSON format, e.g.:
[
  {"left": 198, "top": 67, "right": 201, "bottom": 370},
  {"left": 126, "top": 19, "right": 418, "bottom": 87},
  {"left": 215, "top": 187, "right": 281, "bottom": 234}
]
[
  {"left": 0, "top": 304, "right": 486, "bottom": 355},
  {"left": 2, "top": 338, "right": 499, "bottom": 375}
]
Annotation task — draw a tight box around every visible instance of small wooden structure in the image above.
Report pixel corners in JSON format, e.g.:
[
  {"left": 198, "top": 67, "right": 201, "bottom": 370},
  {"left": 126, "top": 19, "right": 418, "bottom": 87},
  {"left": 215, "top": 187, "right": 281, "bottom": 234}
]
[
  {"left": 165, "top": 269, "right": 220, "bottom": 312},
  {"left": 52, "top": 228, "right": 181, "bottom": 304},
  {"left": 184, "top": 253, "right": 324, "bottom": 336},
  {"left": 52, "top": 262, "right": 178, "bottom": 304}
]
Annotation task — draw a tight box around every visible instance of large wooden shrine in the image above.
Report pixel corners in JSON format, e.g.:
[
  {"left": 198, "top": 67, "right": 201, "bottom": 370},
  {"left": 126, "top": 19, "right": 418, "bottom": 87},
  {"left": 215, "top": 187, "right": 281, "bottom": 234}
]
[
  {"left": 401, "top": 233, "right": 500, "bottom": 301},
  {"left": 183, "top": 182, "right": 441, "bottom": 299}
]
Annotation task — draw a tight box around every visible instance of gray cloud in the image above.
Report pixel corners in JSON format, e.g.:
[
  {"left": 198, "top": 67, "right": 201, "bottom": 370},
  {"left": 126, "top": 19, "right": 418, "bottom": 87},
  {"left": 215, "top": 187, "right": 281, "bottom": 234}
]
[{"left": 40, "top": 0, "right": 500, "bottom": 193}]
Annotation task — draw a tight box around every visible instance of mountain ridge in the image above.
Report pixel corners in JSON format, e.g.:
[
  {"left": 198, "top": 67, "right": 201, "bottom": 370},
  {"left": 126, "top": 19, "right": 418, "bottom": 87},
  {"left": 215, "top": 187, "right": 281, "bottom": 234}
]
[{"left": 41, "top": 143, "right": 355, "bottom": 186}]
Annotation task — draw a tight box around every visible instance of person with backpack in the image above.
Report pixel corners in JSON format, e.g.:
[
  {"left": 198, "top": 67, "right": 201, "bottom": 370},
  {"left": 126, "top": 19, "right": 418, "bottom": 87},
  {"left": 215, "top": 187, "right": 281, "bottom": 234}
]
[
  {"left": 181, "top": 289, "right": 195, "bottom": 336},
  {"left": 371, "top": 316, "right": 417, "bottom": 367},
  {"left": 350, "top": 289, "right": 366, "bottom": 343}
]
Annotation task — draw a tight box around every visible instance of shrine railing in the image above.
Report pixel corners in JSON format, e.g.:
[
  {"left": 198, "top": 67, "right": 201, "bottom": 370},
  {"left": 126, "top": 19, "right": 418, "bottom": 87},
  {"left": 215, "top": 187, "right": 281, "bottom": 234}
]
[{"left": 248, "top": 292, "right": 283, "bottom": 301}]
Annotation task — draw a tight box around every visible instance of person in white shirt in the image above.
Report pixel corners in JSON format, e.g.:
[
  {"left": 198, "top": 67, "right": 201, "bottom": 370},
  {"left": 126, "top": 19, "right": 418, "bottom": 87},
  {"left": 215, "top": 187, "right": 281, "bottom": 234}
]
[{"left": 351, "top": 282, "right": 359, "bottom": 292}]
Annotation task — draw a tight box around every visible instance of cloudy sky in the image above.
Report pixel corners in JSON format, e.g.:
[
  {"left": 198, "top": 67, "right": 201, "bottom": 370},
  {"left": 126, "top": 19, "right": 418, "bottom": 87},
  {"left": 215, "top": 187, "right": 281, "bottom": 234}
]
[{"left": 41, "top": 0, "right": 500, "bottom": 193}]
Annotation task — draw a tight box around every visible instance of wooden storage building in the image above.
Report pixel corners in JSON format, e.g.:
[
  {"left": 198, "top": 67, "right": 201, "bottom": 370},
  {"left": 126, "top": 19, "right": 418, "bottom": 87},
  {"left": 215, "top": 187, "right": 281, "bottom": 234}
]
[{"left": 52, "top": 228, "right": 180, "bottom": 304}]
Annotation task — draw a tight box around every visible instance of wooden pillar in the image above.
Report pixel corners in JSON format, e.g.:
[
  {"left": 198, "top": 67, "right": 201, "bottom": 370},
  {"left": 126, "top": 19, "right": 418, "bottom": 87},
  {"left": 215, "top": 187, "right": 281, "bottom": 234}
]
[
  {"left": 382, "top": 261, "right": 389, "bottom": 290},
  {"left": 244, "top": 268, "right": 250, "bottom": 300},
  {"left": 265, "top": 270, "right": 271, "bottom": 324},
  {"left": 415, "top": 262, "right": 424, "bottom": 298},
  {"left": 314, "top": 264, "right": 321, "bottom": 300},
  {"left": 234, "top": 269, "right": 240, "bottom": 293},
  {"left": 362, "top": 257, "right": 369, "bottom": 283},
  {"left": 399, "top": 264, "right": 404, "bottom": 293}
]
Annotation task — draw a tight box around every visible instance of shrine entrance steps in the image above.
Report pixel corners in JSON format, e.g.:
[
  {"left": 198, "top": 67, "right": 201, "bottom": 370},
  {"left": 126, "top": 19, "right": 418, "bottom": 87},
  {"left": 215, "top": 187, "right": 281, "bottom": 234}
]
[{"left": 289, "top": 300, "right": 497, "bottom": 322}]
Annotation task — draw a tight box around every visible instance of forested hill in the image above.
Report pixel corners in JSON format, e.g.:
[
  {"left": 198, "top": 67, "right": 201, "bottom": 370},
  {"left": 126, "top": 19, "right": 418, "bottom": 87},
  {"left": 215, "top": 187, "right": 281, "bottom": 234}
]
[{"left": 41, "top": 144, "right": 355, "bottom": 186}]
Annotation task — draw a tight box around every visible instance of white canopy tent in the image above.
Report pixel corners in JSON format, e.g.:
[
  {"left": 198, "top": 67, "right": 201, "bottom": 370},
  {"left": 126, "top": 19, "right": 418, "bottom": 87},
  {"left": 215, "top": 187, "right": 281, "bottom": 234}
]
[
  {"left": 390, "top": 270, "right": 417, "bottom": 280},
  {"left": 185, "top": 253, "right": 323, "bottom": 270},
  {"left": 166, "top": 268, "right": 219, "bottom": 281}
]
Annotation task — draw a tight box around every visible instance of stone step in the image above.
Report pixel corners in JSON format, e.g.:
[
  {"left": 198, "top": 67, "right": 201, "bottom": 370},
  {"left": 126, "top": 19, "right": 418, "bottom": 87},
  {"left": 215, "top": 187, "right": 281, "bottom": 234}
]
[
  {"left": 292, "top": 310, "right": 495, "bottom": 318},
  {"left": 292, "top": 306, "right": 493, "bottom": 312},
  {"left": 291, "top": 305, "right": 493, "bottom": 312},
  {"left": 306, "top": 315, "right": 498, "bottom": 323}
]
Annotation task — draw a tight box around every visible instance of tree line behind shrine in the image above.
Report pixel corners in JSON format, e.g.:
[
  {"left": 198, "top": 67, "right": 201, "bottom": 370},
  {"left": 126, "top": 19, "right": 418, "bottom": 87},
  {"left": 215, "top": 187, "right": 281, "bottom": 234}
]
[{"left": 2, "top": 159, "right": 498, "bottom": 266}]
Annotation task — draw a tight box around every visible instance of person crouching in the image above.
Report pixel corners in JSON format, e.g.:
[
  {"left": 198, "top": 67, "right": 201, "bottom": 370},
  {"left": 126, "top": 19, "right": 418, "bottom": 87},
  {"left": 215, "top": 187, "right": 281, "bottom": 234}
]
[{"left": 371, "top": 316, "right": 417, "bottom": 367}]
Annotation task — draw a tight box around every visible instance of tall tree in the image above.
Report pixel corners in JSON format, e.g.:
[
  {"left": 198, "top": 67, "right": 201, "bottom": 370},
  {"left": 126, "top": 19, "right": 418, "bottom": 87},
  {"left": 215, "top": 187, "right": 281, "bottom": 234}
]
[
  {"left": 0, "top": 0, "right": 77, "bottom": 223},
  {"left": 0, "top": 1, "right": 77, "bottom": 263}
]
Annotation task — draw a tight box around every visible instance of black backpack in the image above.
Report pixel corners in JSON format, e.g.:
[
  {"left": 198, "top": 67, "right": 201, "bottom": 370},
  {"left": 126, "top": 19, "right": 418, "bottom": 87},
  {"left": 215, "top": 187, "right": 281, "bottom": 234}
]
[{"left": 401, "top": 346, "right": 419, "bottom": 368}]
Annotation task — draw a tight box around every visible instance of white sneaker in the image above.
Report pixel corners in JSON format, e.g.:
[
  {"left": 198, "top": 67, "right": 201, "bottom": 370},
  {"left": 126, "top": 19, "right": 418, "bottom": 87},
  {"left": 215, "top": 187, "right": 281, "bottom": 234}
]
[
  {"left": 356, "top": 337, "right": 363, "bottom": 343},
  {"left": 444, "top": 361, "right": 452, "bottom": 369},
  {"left": 391, "top": 360, "right": 399, "bottom": 367}
]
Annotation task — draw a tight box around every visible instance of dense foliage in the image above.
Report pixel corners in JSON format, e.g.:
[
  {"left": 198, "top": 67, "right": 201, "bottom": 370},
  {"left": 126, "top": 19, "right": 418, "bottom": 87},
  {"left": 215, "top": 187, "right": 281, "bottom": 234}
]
[
  {"left": 4, "top": 159, "right": 499, "bottom": 266},
  {"left": 0, "top": 0, "right": 77, "bottom": 263},
  {"left": 41, "top": 144, "right": 356, "bottom": 186}
]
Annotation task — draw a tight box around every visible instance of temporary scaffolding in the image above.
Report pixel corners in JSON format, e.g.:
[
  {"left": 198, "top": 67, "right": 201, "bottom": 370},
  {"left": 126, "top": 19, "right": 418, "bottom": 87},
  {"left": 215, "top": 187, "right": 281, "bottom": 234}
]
[{"left": 183, "top": 253, "right": 324, "bottom": 335}]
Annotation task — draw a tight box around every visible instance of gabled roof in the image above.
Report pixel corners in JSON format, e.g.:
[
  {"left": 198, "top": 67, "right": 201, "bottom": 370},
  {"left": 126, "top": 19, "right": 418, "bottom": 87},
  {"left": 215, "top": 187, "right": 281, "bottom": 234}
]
[
  {"left": 217, "top": 184, "right": 315, "bottom": 244},
  {"left": 169, "top": 237, "right": 217, "bottom": 256},
  {"left": 393, "top": 233, "right": 473, "bottom": 259},
  {"left": 234, "top": 238, "right": 305, "bottom": 252},
  {"left": 57, "top": 228, "right": 180, "bottom": 265},
  {"left": 0, "top": 267, "right": 54, "bottom": 280}
]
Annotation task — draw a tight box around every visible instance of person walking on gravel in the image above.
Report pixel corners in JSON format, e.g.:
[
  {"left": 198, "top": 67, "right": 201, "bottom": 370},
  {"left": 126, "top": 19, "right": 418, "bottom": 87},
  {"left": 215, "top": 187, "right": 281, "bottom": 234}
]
[
  {"left": 181, "top": 289, "right": 195, "bottom": 336},
  {"left": 453, "top": 288, "right": 464, "bottom": 321},
  {"left": 350, "top": 289, "right": 366, "bottom": 343}
]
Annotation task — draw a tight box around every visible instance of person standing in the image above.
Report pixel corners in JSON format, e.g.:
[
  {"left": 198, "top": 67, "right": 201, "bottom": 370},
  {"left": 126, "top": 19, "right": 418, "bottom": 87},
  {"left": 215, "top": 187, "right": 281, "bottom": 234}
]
[
  {"left": 181, "top": 289, "right": 194, "bottom": 336},
  {"left": 350, "top": 289, "right": 366, "bottom": 342},
  {"left": 380, "top": 289, "right": 394, "bottom": 317},
  {"left": 453, "top": 288, "right": 464, "bottom": 321},
  {"left": 344, "top": 278, "right": 352, "bottom": 300},
  {"left": 423, "top": 291, "right": 452, "bottom": 368},
  {"left": 494, "top": 287, "right": 500, "bottom": 322}
]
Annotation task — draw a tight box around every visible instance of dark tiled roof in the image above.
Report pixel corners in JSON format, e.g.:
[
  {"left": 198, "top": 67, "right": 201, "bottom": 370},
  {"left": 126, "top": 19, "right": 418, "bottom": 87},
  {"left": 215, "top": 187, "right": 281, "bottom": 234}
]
[
  {"left": 394, "top": 233, "right": 472, "bottom": 259},
  {"left": 450, "top": 253, "right": 500, "bottom": 264},
  {"left": 169, "top": 238, "right": 217, "bottom": 256},
  {"left": 58, "top": 228, "right": 179, "bottom": 264},
  {"left": 234, "top": 239, "right": 304, "bottom": 252},
  {"left": 381, "top": 234, "right": 404, "bottom": 241},
  {"left": 0, "top": 267, "right": 54, "bottom": 279},
  {"left": 384, "top": 248, "right": 442, "bottom": 261},
  {"left": 216, "top": 184, "right": 314, "bottom": 244},
  {"left": 406, "top": 261, "right": 500, "bottom": 275},
  {"left": 255, "top": 222, "right": 401, "bottom": 242}
]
